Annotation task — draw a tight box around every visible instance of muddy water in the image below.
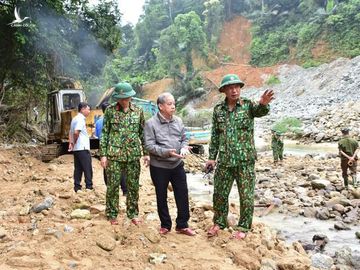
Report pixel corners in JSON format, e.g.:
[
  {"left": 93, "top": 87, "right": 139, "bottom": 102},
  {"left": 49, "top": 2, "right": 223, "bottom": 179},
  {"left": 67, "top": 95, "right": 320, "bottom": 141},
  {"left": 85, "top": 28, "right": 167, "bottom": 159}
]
[
  {"left": 189, "top": 141, "right": 359, "bottom": 255},
  {"left": 255, "top": 138, "right": 338, "bottom": 156},
  {"left": 283, "top": 140, "right": 338, "bottom": 156},
  {"left": 187, "top": 174, "right": 360, "bottom": 256},
  {"left": 257, "top": 213, "right": 360, "bottom": 256}
]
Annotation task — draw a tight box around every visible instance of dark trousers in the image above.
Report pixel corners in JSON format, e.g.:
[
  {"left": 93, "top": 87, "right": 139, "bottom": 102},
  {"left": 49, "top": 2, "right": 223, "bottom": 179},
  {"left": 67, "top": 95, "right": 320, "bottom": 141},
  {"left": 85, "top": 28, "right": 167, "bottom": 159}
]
[
  {"left": 73, "top": 150, "right": 93, "bottom": 191},
  {"left": 104, "top": 169, "right": 127, "bottom": 195},
  {"left": 150, "top": 163, "right": 190, "bottom": 230}
]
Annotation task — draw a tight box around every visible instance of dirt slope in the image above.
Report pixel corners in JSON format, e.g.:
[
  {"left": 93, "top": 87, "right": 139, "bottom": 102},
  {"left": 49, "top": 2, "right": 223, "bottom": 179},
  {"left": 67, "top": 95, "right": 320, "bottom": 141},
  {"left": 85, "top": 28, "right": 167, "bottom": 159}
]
[
  {"left": 142, "top": 16, "right": 278, "bottom": 108},
  {"left": 141, "top": 78, "right": 174, "bottom": 102},
  {"left": 217, "top": 16, "right": 252, "bottom": 65}
]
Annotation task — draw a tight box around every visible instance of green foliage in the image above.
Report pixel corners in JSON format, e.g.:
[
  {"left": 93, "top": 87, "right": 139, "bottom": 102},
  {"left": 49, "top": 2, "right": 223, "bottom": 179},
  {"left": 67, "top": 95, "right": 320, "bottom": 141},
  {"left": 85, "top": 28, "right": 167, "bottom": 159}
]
[
  {"left": 302, "top": 59, "right": 323, "bottom": 68},
  {"left": 222, "top": 55, "right": 232, "bottom": 62},
  {"left": 134, "top": 0, "right": 170, "bottom": 60},
  {"left": 203, "top": 0, "right": 224, "bottom": 50},
  {"left": 250, "top": 0, "right": 360, "bottom": 66},
  {"left": 326, "top": 0, "right": 335, "bottom": 13},
  {"left": 265, "top": 75, "right": 280, "bottom": 85},
  {"left": 324, "top": 0, "right": 360, "bottom": 58},
  {"left": 272, "top": 117, "right": 303, "bottom": 135},
  {"left": 178, "top": 109, "right": 212, "bottom": 128},
  {"left": 250, "top": 33, "right": 289, "bottom": 66},
  {"left": 159, "top": 11, "right": 208, "bottom": 74},
  {"left": 0, "top": 0, "right": 122, "bottom": 142}
]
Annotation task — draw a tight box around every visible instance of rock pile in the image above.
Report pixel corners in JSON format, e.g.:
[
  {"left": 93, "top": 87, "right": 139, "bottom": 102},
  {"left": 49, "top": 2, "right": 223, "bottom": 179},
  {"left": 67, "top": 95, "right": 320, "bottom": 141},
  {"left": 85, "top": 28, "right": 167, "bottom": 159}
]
[{"left": 242, "top": 56, "right": 360, "bottom": 142}]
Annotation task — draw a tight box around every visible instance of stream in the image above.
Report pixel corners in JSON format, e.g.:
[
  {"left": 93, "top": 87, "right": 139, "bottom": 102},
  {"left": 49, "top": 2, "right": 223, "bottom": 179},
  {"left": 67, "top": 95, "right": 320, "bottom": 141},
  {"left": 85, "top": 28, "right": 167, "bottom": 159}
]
[{"left": 187, "top": 140, "right": 360, "bottom": 257}]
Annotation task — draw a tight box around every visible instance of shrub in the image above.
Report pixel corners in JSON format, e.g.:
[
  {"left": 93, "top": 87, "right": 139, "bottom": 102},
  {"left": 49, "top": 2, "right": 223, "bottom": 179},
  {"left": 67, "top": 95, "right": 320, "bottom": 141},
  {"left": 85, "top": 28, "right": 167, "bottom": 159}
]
[
  {"left": 302, "top": 59, "right": 324, "bottom": 68},
  {"left": 180, "top": 109, "right": 212, "bottom": 128},
  {"left": 265, "top": 75, "right": 280, "bottom": 85},
  {"left": 223, "top": 55, "right": 232, "bottom": 62},
  {"left": 272, "top": 117, "right": 303, "bottom": 135}
]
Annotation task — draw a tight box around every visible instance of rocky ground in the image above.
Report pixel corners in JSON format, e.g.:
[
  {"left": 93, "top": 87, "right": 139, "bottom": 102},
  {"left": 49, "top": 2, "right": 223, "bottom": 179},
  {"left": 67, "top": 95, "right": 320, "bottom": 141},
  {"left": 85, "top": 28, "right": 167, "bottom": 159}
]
[
  {"left": 238, "top": 56, "right": 360, "bottom": 143},
  {"left": 0, "top": 145, "right": 359, "bottom": 269},
  {"left": 0, "top": 145, "right": 315, "bottom": 270}
]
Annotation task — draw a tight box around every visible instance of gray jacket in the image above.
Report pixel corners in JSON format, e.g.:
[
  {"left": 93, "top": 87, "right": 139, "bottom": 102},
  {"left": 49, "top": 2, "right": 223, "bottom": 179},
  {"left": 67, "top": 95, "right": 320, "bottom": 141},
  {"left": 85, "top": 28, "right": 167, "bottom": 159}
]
[{"left": 144, "top": 113, "right": 188, "bottom": 169}]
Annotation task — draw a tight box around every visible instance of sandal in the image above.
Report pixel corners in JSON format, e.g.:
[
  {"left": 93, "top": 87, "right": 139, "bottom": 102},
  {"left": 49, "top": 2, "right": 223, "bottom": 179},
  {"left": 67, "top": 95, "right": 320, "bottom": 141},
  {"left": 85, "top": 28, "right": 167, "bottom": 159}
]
[
  {"left": 109, "top": 219, "right": 118, "bottom": 225},
  {"left": 131, "top": 218, "right": 142, "bottom": 226},
  {"left": 231, "top": 231, "right": 246, "bottom": 240},
  {"left": 176, "top": 227, "right": 196, "bottom": 236},
  {"left": 207, "top": 224, "right": 220, "bottom": 237},
  {"left": 159, "top": 227, "right": 170, "bottom": 235}
]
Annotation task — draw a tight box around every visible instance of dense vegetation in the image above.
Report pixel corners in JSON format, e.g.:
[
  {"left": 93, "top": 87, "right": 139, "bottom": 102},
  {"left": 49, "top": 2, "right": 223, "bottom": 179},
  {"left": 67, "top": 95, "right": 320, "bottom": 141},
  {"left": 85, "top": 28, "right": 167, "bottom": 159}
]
[
  {"left": 249, "top": 0, "right": 360, "bottom": 66},
  {"left": 0, "top": 0, "right": 359, "bottom": 140}
]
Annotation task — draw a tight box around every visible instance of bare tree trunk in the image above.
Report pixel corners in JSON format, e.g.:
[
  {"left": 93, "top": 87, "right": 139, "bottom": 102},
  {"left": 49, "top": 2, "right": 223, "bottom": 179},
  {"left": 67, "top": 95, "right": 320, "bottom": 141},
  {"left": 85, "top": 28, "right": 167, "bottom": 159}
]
[
  {"left": 167, "top": 0, "right": 173, "bottom": 22},
  {"left": 0, "top": 72, "right": 7, "bottom": 104}
]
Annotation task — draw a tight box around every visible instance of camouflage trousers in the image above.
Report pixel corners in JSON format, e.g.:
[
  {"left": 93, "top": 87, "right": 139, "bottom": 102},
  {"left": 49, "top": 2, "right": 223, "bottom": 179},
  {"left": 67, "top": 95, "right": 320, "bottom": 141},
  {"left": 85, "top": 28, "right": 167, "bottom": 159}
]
[
  {"left": 341, "top": 159, "right": 358, "bottom": 187},
  {"left": 272, "top": 145, "right": 283, "bottom": 161},
  {"left": 213, "top": 161, "right": 255, "bottom": 231},
  {"left": 106, "top": 159, "right": 140, "bottom": 219}
]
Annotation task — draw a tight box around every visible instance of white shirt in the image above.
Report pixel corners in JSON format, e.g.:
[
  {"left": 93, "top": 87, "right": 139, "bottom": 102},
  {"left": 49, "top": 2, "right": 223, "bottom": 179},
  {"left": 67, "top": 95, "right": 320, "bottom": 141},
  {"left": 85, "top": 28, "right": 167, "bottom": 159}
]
[{"left": 70, "top": 113, "right": 90, "bottom": 151}]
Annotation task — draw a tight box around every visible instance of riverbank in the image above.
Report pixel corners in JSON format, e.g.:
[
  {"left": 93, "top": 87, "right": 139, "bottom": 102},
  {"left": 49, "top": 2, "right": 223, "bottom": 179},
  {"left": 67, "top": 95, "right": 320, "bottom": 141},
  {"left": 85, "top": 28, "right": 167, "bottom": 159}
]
[
  {"left": 0, "top": 144, "right": 359, "bottom": 269},
  {"left": 185, "top": 148, "right": 360, "bottom": 269}
]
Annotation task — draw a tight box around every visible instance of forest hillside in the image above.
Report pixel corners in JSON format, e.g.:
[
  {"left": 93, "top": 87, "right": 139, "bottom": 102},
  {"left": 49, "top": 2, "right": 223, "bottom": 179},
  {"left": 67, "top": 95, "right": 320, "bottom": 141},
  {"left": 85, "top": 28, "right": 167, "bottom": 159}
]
[{"left": 0, "top": 0, "right": 360, "bottom": 141}]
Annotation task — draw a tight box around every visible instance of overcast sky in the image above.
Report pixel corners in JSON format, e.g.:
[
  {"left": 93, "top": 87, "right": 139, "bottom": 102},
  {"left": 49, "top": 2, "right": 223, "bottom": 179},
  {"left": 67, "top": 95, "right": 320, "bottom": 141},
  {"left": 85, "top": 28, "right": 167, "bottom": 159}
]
[{"left": 88, "top": 0, "right": 145, "bottom": 25}]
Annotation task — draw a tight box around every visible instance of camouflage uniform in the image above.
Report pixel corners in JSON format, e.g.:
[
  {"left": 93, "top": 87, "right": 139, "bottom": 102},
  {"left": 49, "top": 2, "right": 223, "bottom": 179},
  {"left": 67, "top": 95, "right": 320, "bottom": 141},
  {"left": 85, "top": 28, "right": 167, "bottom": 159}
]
[
  {"left": 209, "top": 98, "right": 269, "bottom": 231},
  {"left": 100, "top": 102, "right": 146, "bottom": 220},
  {"left": 338, "top": 137, "right": 359, "bottom": 187},
  {"left": 271, "top": 133, "right": 284, "bottom": 161}
]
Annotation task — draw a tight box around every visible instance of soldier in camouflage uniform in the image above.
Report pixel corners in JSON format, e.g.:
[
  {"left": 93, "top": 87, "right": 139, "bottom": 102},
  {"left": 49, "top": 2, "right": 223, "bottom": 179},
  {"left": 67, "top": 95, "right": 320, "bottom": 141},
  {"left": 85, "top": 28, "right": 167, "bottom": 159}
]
[
  {"left": 206, "top": 74, "right": 274, "bottom": 239},
  {"left": 338, "top": 128, "right": 359, "bottom": 188},
  {"left": 100, "top": 82, "right": 147, "bottom": 225},
  {"left": 271, "top": 129, "right": 284, "bottom": 163}
]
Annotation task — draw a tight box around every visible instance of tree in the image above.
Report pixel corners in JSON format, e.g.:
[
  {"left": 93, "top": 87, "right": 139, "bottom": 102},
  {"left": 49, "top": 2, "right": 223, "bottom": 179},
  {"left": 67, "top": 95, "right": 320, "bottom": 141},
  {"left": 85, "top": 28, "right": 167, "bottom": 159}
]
[
  {"left": 0, "top": 0, "right": 122, "bottom": 140},
  {"left": 159, "top": 11, "right": 208, "bottom": 74},
  {"left": 158, "top": 11, "right": 208, "bottom": 101},
  {"left": 134, "top": 0, "right": 170, "bottom": 63},
  {"left": 203, "top": 0, "right": 224, "bottom": 50}
]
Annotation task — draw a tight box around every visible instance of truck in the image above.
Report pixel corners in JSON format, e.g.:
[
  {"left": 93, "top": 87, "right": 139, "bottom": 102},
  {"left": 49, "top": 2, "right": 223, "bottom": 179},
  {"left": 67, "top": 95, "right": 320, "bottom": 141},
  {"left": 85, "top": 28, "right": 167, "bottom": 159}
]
[{"left": 42, "top": 81, "right": 209, "bottom": 161}]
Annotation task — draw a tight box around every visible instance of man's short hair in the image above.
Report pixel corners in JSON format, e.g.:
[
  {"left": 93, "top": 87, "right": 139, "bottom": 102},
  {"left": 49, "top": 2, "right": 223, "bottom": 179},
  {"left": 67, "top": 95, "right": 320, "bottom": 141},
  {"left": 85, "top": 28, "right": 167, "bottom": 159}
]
[
  {"left": 78, "top": 102, "right": 90, "bottom": 112},
  {"left": 157, "top": 92, "right": 174, "bottom": 106},
  {"left": 101, "top": 102, "right": 109, "bottom": 113}
]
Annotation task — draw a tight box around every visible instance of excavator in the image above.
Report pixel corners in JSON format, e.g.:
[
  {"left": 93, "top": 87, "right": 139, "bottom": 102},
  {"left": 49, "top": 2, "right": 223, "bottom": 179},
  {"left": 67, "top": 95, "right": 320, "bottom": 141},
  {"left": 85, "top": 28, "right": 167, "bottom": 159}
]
[{"left": 42, "top": 79, "right": 208, "bottom": 161}]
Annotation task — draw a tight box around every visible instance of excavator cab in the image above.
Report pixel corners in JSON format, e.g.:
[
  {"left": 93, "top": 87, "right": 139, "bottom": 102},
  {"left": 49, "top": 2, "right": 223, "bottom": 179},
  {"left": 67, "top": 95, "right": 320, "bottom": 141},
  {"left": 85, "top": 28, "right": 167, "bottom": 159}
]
[{"left": 43, "top": 88, "right": 102, "bottom": 162}]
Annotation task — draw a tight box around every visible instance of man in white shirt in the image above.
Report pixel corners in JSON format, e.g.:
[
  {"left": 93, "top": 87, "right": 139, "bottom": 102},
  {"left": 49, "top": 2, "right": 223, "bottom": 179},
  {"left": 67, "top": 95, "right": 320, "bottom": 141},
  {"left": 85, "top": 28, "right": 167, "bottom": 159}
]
[{"left": 69, "top": 102, "right": 93, "bottom": 192}]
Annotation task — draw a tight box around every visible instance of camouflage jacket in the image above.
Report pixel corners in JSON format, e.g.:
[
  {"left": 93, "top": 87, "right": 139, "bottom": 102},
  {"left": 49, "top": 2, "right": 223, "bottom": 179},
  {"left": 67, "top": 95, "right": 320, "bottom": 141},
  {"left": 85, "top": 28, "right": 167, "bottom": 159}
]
[
  {"left": 99, "top": 102, "right": 146, "bottom": 161},
  {"left": 208, "top": 98, "right": 269, "bottom": 166},
  {"left": 338, "top": 136, "right": 359, "bottom": 160},
  {"left": 271, "top": 134, "right": 284, "bottom": 149}
]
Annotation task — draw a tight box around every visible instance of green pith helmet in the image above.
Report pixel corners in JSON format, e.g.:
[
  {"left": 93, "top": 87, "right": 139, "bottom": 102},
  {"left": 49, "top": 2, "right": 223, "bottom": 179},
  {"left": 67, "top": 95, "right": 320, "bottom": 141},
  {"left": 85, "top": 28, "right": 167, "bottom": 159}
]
[
  {"left": 271, "top": 127, "right": 281, "bottom": 135},
  {"left": 219, "top": 74, "right": 245, "bottom": 92},
  {"left": 112, "top": 82, "right": 136, "bottom": 100}
]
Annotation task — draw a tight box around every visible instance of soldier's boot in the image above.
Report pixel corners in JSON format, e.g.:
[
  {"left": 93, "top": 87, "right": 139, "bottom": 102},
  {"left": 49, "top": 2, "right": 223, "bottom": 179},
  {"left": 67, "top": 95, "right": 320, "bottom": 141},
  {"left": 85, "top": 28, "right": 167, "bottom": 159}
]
[{"left": 351, "top": 174, "right": 358, "bottom": 188}]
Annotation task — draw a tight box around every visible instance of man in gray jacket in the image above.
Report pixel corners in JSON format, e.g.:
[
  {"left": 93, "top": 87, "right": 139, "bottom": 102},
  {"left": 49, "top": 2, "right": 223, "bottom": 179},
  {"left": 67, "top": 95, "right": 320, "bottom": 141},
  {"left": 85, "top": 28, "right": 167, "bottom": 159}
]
[{"left": 144, "top": 92, "right": 195, "bottom": 236}]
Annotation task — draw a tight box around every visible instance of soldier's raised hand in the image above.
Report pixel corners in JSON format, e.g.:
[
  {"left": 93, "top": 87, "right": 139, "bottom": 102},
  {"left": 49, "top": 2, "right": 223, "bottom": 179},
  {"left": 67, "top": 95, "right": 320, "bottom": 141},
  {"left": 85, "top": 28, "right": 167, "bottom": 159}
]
[{"left": 259, "top": 89, "right": 274, "bottom": 105}]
